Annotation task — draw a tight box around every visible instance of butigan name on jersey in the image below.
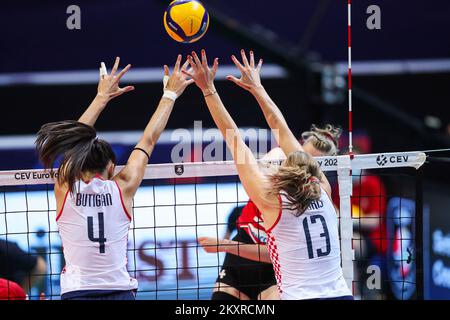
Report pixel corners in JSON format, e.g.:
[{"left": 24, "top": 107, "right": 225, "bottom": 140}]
[{"left": 75, "top": 192, "right": 113, "bottom": 207}]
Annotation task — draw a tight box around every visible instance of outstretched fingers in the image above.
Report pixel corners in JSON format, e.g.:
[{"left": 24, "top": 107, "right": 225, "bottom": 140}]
[
  {"left": 249, "top": 51, "right": 255, "bottom": 69},
  {"left": 187, "top": 55, "right": 198, "bottom": 71},
  {"left": 192, "top": 51, "right": 202, "bottom": 69},
  {"left": 231, "top": 55, "right": 245, "bottom": 72},
  {"left": 226, "top": 75, "right": 240, "bottom": 84},
  {"left": 111, "top": 57, "right": 120, "bottom": 76},
  {"left": 114, "top": 64, "right": 132, "bottom": 84},
  {"left": 257, "top": 58, "right": 263, "bottom": 71},
  {"left": 240, "top": 49, "right": 250, "bottom": 67},
  {"left": 212, "top": 57, "right": 219, "bottom": 76},
  {"left": 181, "top": 59, "right": 190, "bottom": 72},
  {"left": 174, "top": 54, "right": 182, "bottom": 73},
  {"left": 201, "top": 49, "right": 208, "bottom": 68},
  {"left": 121, "top": 85, "right": 135, "bottom": 93},
  {"left": 226, "top": 75, "right": 250, "bottom": 90},
  {"left": 100, "top": 62, "right": 108, "bottom": 79},
  {"left": 182, "top": 69, "right": 195, "bottom": 78}
]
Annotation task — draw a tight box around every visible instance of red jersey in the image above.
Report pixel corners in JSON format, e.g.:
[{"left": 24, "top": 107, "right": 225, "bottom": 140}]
[{"left": 237, "top": 200, "right": 268, "bottom": 245}]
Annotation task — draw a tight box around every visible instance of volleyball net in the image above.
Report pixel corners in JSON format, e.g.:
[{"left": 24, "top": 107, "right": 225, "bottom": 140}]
[{"left": 0, "top": 151, "right": 426, "bottom": 300}]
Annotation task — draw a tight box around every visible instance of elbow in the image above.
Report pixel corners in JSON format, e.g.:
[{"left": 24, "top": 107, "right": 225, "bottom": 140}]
[
  {"left": 141, "top": 134, "right": 158, "bottom": 150},
  {"left": 267, "top": 113, "right": 283, "bottom": 129}
]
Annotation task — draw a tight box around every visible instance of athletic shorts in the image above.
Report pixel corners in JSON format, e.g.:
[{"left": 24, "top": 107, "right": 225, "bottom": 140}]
[
  {"left": 215, "top": 228, "right": 276, "bottom": 300},
  {"left": 61, "top": 290, "right": 136, "bottom": 300}
]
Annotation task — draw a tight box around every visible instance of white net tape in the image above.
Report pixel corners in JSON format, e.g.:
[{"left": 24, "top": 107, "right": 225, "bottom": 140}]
[{"left": 0, "top": 151, "right": 426, "bottom": 186}]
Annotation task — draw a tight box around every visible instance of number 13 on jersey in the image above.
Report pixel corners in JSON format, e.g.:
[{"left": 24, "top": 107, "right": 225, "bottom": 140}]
[{"left": 302, "top": 214, "right": 331, "bottom": 259}]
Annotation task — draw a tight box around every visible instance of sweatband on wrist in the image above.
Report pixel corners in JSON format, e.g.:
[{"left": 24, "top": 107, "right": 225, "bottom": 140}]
[{"left": 162, "top": 90, "right": 177, "bottom": 101}]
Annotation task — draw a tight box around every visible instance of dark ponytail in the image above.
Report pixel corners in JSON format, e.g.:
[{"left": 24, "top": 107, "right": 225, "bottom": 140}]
[{"left": 35, "top": 120, "right": 116, "bottom": 193}]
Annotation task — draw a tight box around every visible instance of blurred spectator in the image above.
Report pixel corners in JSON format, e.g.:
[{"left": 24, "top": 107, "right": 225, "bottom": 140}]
[{"left": 0, "top": 239, "right": 47, "bottom": 293}]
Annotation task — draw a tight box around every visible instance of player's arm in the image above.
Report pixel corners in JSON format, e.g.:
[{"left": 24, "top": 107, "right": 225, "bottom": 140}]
[
  {"left": 184, "top": 50, "right": 280, "bottom": 226},
  {"left": 198, "top": 237, "right": 271, "bottom": 263},
  {"left": 114, "top": 55, "right": 194, "bottom": 200},
  {"left": 227, "top": 50, "right": 303, "bottom": 156},
  {"left": 228, "top": 50, "right": 331, "bottom": 194},
  {"left": 78, "top": 57, "right": 134, "bottom": 126},
  {"left": 54, "top": 58, "right": 134, "bottom": 197}
]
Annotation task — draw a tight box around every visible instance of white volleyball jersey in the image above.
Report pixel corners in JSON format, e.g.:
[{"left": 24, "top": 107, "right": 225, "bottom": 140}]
[
  {"left": 56, "top": 175, "right": 138, "bottom": 295},
  {"left": 266, "top": 188, "right": 351, "bottom": 300}
]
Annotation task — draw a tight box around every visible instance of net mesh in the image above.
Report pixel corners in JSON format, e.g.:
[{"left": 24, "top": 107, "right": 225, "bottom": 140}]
[{"left": 0, "top": 152, "right": 425, "bottom": 300}]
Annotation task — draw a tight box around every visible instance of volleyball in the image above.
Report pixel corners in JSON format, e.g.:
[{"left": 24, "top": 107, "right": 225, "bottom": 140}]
[{"left": 164, "top": 0, "right": 209, "bottom": 43}]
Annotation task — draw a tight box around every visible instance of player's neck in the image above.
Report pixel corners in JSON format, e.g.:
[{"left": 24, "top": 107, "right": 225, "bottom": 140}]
[{"left": 81, "top": 171, "right": 108, "bottom": 182}]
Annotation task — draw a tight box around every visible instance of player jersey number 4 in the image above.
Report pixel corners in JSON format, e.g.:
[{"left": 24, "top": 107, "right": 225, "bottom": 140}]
[{"left": 56, "top": 176, "right": 138, "bottom": 295}]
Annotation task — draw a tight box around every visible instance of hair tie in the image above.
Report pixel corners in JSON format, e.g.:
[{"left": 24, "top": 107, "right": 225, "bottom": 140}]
[{"left": 319, "top": 132, "right": 338, "bottom": 148}]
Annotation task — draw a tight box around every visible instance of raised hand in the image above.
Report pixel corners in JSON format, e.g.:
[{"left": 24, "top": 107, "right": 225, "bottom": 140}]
[
  {"left": 164, "top": 54, "right": 195, "bottom": 98},
  {"left": 227, "top": 49, "right": 263, "bottom": 92},
  {"left": 182, "top": 49, "right": 219, "bottom": 95},
  {"left": 97, "top": 57, "right": 134, "bottom": 101}
]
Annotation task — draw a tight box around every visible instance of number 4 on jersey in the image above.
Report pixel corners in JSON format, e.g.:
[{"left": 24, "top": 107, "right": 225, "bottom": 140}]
[{"left": 88, "top": 212, "right": 107, "bottom": 253}]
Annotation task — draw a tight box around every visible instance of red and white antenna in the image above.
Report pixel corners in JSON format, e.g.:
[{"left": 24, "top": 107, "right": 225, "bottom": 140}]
[{"left": 347, "top": 0, "right": 353, "bottom": 156}]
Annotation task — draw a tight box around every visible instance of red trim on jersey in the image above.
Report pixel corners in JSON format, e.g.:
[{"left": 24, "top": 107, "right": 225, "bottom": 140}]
[
  {"left": 56, "top": 190, "right": 69, "bottom": 221},
  {"left": 114, "top": 180, "right": 132, "bottom": 221},
  {"left": 266, "top": 195, "right": 283, "bottom": 233},
  {"left": 266, "top": 232, "right": 283, "bottom": 295}
]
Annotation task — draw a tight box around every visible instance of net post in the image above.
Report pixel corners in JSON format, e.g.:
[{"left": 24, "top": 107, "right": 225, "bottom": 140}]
[{"left": 415, "top": 165, "right": 424, "bottom": 300}]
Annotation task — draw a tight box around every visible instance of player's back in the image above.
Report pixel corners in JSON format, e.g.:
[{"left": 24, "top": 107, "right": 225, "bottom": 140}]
[
  {"left": 266, "top": 188, "right": 351, "bottom": 300},
  {"left": 56, "top": 175, "right": 138, "bottom": 295}
]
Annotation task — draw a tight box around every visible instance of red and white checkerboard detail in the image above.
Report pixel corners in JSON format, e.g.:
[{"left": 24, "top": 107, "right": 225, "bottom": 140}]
[{"left": 266, "top": 232, "right": 283, "bottom": 295}]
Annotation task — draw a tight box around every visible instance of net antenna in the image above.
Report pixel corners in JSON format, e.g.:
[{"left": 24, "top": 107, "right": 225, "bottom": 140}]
[
  {"left": 341, "top": 0, "right": 354, "bottom": 292},
  {"left": 347, "top": 0, "right": 353, "bottom": 155}
]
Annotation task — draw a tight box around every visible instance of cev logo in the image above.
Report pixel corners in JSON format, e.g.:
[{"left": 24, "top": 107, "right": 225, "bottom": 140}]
[{"left": 376, "top": 155, "right": 409, "bottom": 166}]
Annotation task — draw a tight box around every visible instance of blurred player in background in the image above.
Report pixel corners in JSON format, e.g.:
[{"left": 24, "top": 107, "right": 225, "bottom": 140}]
[
  {"left": 0, "top": 239, "right": 46, "bottom": 294},
  {"left": 34, "top": 56, "right": 194, "bottom": 300},
  {"left": 223, "top": 206, "right": 243, "bottom": 240}
]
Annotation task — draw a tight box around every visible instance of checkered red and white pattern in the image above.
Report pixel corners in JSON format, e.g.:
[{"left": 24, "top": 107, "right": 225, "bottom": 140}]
[{"left": 266, "top": 232, "right": 283, "bottom": 295}]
